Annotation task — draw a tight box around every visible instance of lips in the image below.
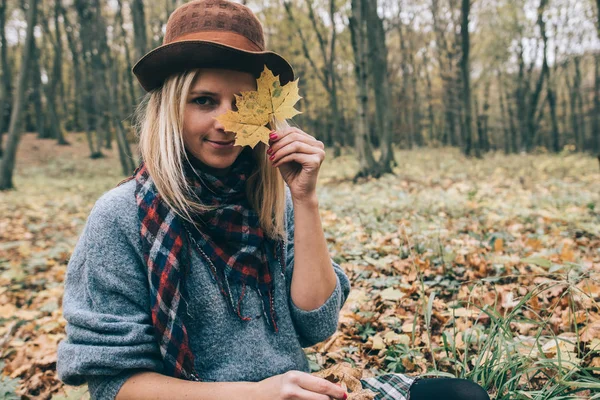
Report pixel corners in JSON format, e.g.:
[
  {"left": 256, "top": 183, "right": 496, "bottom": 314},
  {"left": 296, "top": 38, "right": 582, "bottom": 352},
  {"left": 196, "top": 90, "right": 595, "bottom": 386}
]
[{"left": 206, "top": 139, "right": 234, "bottom": 145}]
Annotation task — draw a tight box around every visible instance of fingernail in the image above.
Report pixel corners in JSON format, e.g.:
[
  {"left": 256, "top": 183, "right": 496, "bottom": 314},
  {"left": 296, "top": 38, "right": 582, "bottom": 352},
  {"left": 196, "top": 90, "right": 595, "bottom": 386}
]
[
  {"left": 269, "top": 154, "right": 274, "bottom": 160},
  {"left": 267, "top": 148, "right": 272, "bottom": 155},
  {"left": 343, "top": 393, "right": 348, "bottom": 400},
  {"left": 269, "top": 133, "right": 278, "bottom": 140}
]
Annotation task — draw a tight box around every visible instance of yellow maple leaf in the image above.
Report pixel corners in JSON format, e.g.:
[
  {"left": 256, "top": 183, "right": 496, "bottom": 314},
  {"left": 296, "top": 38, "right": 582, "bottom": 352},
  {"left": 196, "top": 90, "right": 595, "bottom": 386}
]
[{"left": 214, "top": 66, "right": 302, "bottom": 148}]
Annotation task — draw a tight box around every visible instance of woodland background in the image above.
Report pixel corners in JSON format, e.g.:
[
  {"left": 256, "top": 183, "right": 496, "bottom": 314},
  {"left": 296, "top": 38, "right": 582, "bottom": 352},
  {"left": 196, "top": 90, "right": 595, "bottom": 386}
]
[{"left": 0, "top": 0, "right": 599, "bottom": 399}]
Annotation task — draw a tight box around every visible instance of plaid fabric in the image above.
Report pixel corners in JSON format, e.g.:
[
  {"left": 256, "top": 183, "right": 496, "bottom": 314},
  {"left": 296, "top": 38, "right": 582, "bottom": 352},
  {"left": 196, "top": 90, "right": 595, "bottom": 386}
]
[
  {"left": 118, "top": 148, "right": 281, "bottom": 381},
  {"left": 182, "top": 149, "right": 280, "bottom": 332},
  {"left": 360, "top": 373, "right": 418, "bottom": 400}
]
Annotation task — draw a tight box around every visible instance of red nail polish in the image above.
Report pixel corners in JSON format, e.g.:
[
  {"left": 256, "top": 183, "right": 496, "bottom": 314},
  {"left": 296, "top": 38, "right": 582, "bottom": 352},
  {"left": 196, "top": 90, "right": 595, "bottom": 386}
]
[
  {"left": 343, "top": 393, "right": 348, "bottom": 400},
  {"left": 267, "top": 148, "right": 272, "bottom": 155},
  {"left": 269, "top": 154, "right": 274, "bottom": 160},
  {"left": 269, "top": 133, "right": 277, "bottom": 140}
]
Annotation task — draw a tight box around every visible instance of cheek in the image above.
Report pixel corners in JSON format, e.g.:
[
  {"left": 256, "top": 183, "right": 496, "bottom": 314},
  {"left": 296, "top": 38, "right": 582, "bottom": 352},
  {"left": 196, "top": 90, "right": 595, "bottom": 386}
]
[{"left": 182, "top": 110, "right": 211, "bottom": 140}]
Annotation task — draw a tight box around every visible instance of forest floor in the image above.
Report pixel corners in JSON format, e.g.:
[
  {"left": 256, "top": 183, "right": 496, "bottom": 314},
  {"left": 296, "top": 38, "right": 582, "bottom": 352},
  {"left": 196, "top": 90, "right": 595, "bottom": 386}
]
[{"left": 1, "top": 133, "right": 599, "bottom": 399}]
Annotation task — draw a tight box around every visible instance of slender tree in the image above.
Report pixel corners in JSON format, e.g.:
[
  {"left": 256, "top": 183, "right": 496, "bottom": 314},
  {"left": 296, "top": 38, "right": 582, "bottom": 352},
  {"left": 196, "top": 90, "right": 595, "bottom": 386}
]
[
  {"left": 0, "top": 0, "right": 11, "bottom": 156},
  {"left": 39, "top": 0, "right": 68, "bottom": 145},
  {"left": 594, "top": 0, "right": 600, "bottom": 152},
  {"left": 116, "top": 0, "right": 138, "bottom": 113},
  {"left": 593, "top": 54, "right": 600, "bottom": 153},
  {"left": 0, "top": 0, "right": 38, "bottom": 190},
  {"left": 423, "top": 49, "right": 437, "bottom": 145},
  {"left": 460, "top": 0, "right": 476, "bottom": 156},
  {"left": 538, "top": 0, "right": 560, "bottom": 152},
  {"left": 283, "top": 0, "right": 343, "bottom": 156},
  {"left": 365, "top": 0, "right": 395, "bottom": 172},
  {"left": 75, "top": 0, "right": 105, "bottom": 158},
  {"left": 130, "top": 0, "right": 148, "bottom": 97},
  {"left": 349, "top": 0, "right": 379, "bottom": 179},
  {"left": 431, "top": 0, "right": 460, "bottom": 147},
  {"left": 60, "top": 4, "right": 87, "bottom": 142}
]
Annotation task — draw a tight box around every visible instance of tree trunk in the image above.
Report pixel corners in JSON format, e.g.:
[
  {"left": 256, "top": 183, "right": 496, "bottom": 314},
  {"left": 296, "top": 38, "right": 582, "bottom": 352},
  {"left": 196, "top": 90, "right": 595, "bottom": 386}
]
[
  {"left": 0, "top": 0, "right": 38, "bottom": 190},
  {"left": 53, "top": 0, "right": 68, "bottom": 144},
  {"left": 593, "top": 54, "right": 600, "bottom": 153},
  {"left": 431, "top": 0, "right": 458, "bottom": 147},
  {"left": 349, "top": 0, "right": 379, "bottom": 180},
  {"left": 423, "top": 50, "right": 436, "bottom": 145},
  {"left": 479, "top": 80, "right": 491, "bottom": 152},
  {"left": 397, "top": 17, "right": 411, "bottom": 149},
  {"left": 538, "top": 3, "right": 559, "bottom": 153},
  {"left": 409, "top": 47, "right": 423, "bottom": 147},
  {"left": 40, "top": 0, "right": 69, "bottom": 145},
  {"left": 88, "top": 0, "right": 112, "bottom": 151},
  {"left": 573, "top": 57, "right": 586, "bottom": 151},
  {"left": 523, "top": 0, "right": 549, "bottom": 151},
  {"left": 497, "top": 72, "right": 511, "bottom": 154},
  {"left": 75, "top": 0, "right": 104, "bottom": 158},
  {"left": 506, "top": 93, "right": 518, "bottom": 153},
  {"left": 116, "top": 0, "right": 138, "bottom": 114},
  {"left": 283, "top": 0, "right": 342, "bottom": 157},
  {"left": 515, "top": 44, "right": 527, "bottom": 152},
  {"left": 0, "top": 0, "right": 11, "bottom": 157},
  {"left": 130, "top": 0, "right": 148, "bottom": 97},
  {"left": 595, "top": 0, "right": 600, "bottom": 153},
  {"left": 31, "top": 41, "right": 46, "bottom": 139},
  {"left": 60, "top": 4, "right": 91, "bottom": 147},
  {"left": 366, "top": 0, "right": 395, "bottom": 172},
  {"left": 106, "top": 37, "right": 136, "bottom": 175},
  {"left": 459, "top": 0, "right": 475, "bottom": 157}
]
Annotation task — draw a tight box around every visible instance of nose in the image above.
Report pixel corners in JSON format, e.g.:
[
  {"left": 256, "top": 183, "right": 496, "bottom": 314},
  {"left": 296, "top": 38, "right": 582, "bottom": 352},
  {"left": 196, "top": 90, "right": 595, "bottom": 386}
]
[{"left": 213, "top": 99, "right": 238, "bottom": 136}]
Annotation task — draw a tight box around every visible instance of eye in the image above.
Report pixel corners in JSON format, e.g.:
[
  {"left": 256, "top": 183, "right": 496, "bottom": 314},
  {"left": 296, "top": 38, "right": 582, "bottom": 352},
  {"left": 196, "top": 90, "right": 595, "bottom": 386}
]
[{"left": 192, "top": 96, "right": 215, "bottom": 106}]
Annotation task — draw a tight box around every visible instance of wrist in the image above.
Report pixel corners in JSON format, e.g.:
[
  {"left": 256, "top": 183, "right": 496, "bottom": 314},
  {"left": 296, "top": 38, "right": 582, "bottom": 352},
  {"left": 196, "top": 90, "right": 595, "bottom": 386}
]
[
  {"left": 247, "top": 380, "right": 263, "bottom": 400},
  {"left": 292, "top": 193, "right": 319, "bottom": 208}
]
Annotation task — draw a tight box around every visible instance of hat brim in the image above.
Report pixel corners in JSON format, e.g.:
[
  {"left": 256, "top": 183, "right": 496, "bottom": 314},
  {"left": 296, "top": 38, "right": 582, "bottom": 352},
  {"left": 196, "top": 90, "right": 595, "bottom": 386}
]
[{"left": 132, "top": 41, "right": 295, "bottom": 92}]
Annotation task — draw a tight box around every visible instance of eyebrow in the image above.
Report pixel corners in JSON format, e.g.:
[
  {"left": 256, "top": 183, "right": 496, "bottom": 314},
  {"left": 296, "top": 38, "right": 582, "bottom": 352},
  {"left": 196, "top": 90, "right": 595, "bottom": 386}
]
[
  {"left": 189, "top": 89, "right": 252, "bottom": 97},
  {"left": 189, "top": 90, "right": 219, "bottom": 97}
]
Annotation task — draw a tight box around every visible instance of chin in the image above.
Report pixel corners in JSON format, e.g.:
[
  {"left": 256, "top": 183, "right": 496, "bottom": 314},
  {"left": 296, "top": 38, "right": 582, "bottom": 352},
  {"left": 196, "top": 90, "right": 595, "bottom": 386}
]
[{"left": 206, "top": 154, "right": 237, "bottom": 168}]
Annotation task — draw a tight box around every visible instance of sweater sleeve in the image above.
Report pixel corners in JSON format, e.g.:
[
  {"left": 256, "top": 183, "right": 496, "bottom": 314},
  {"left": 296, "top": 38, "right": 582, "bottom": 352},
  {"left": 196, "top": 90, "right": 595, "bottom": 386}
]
[
  {"left": 56, "top": 186, "right": 164, "bottom": 400},
  {"left": 283, "top": 188, "right": 351, "bottom": 348}
]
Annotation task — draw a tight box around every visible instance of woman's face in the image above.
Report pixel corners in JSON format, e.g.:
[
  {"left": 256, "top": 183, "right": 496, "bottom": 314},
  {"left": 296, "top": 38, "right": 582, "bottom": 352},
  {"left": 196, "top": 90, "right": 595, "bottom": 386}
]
[{"left": 182, "top": 68, "right": 257, "bottom": 175}]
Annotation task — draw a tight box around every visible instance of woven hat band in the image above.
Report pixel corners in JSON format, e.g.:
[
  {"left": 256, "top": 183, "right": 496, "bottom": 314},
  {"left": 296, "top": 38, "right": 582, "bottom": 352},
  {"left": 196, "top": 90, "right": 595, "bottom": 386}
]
[{"left": 176, "top": 31, "right": 263, "bottom": 52}]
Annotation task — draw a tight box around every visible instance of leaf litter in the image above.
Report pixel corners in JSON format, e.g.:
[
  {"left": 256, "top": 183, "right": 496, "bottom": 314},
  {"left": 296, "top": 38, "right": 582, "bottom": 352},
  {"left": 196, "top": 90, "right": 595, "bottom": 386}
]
[{"left": 1, "top": 136, "right": 599, "bottom": 398}]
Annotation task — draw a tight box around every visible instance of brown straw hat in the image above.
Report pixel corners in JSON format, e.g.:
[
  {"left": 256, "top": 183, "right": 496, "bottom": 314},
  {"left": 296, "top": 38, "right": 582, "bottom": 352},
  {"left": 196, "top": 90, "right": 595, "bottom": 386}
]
[{"left": 132, "top": 0, "right": 295, "bottom": 92}]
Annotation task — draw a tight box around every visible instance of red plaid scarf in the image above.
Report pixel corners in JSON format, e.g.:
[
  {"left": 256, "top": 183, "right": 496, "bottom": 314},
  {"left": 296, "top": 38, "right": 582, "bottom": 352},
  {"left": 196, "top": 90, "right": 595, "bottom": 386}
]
[{"left": 118, "top": 148, "right": 281, "bottom": 381}]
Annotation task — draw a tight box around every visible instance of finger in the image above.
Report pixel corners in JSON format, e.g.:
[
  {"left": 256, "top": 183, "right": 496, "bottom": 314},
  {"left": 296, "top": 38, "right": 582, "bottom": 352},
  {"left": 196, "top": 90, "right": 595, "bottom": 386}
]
[
  {"left": 268, "top": 132, "right": 316, "bottom": 155},
  {"left": 269, "top": 128, "right": 320, "bottom": 148},
  {"left": 268, "top": 133, "right": 320, "bottom": 157},
  {"left": 295, "top": 388, "right": 335, "bottom": 400},
  {"left": 277, "top": 126, "right": 314, "bottom": 139},
  {"left": 270, "top": 141, "right": 324, "bottom": 164},
  {"left": 295, "top": 374, "right": 347, "bottom": 400},
  {"left": 272, "top": 150, "right": 324, "bottom": 169}
]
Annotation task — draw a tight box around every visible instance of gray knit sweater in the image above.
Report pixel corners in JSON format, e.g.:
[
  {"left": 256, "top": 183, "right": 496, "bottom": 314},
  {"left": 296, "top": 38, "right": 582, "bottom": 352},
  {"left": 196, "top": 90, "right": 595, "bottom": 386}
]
[{"left": 56, "top": 179, "right": 351, "bottom": 400}]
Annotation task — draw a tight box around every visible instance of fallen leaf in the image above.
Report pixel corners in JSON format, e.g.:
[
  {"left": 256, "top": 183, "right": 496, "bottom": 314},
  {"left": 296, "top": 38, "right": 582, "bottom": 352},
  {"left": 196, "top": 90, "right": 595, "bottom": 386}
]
[
  {"left": 369, "top": 334, "right": 386, "bottom": 350},
  {"left": 379, "top": 287, "right": 404, "bottom": 301}
]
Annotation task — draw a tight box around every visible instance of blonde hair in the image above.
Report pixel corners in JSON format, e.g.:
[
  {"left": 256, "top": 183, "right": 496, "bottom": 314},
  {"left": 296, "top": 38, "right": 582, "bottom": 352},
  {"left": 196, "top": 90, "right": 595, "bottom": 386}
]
[{"left": 133, "top": 69, "right": 287, "bottom": 241}]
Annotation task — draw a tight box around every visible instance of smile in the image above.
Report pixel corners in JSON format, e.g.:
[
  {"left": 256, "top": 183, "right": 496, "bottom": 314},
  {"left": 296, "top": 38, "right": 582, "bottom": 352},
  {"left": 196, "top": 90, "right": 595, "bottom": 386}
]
[{"left": 205, "top": 139, "right": 235, "bottom": 148}]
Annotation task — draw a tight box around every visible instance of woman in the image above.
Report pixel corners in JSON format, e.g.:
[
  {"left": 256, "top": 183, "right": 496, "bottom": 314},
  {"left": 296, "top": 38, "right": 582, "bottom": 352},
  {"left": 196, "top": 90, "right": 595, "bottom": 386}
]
[{"left": 56, "top": 1, "right": 489, "bottom": 399}]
